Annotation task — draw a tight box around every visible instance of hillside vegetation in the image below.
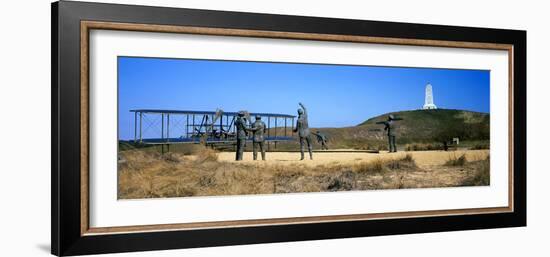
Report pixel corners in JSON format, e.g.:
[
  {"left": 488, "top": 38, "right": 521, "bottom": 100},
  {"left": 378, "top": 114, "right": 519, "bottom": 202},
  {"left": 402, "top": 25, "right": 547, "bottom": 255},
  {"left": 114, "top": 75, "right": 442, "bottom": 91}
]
[{"left": 296, "top": 109, "right": 490, "bottom": 150}]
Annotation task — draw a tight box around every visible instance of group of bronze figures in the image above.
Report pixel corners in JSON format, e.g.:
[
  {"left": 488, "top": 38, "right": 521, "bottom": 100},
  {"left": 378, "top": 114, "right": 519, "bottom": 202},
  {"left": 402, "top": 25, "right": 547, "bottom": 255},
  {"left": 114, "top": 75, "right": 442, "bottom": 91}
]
[
  {"left": 234, "top": 102, "right": 400, "bottom": 161},
  {"left": 234, "top": 111, "right": 267, "bottom": 161},
  {"left": 234, "top": 103, "right": 327, "bottom": 161}
]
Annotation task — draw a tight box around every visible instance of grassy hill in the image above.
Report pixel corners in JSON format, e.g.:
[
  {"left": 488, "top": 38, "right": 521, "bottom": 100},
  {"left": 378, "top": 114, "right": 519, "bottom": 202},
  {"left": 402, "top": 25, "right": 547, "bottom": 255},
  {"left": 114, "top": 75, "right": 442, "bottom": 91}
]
[{"left": 307, "top": 109, "right": 490, "bottom": 150}]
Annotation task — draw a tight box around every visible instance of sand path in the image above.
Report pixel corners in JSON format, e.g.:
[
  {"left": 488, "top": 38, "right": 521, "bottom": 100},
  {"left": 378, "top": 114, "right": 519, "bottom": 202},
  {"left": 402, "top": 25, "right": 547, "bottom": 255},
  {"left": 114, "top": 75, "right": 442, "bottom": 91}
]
[{"left": 217, "top": 149, "right": 489, "bottom": 168}]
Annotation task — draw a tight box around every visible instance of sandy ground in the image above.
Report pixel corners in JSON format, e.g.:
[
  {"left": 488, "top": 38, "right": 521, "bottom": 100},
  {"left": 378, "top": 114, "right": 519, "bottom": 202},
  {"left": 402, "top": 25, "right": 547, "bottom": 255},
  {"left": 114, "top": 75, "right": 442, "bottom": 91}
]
[{"left": 217, "top": 149, "right": 489, "bottom": 168}]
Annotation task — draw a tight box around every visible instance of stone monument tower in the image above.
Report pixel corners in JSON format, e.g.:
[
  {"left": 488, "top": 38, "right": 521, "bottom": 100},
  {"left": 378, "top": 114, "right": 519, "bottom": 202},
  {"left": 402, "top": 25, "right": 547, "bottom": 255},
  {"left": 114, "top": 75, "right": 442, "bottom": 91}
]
[{"left": 423, "top": 83, "right": 437, "bottom": 110}]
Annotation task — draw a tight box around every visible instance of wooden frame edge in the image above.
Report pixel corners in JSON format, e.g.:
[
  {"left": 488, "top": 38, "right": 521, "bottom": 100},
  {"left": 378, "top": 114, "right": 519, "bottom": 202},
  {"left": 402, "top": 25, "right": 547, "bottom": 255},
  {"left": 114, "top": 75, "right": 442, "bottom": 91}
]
[
  {"left": 79, "top": 20, "right": 515, "bottom": 236},
  {"left": 81, "top": 22, "right": 90, "bottom": 235},
  {"left": 84, "top": 206, "right": 512, "bottom": 235},
  {"left": 83, "top": 20, "right": 513, "bottom": 50}
]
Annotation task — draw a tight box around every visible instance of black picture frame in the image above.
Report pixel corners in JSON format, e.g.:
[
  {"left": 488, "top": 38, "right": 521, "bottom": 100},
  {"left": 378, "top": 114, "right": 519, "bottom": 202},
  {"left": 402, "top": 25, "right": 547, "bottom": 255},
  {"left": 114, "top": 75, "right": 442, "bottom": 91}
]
[{"left": 51, "top": 1, "right": 526, "bottom": 256}]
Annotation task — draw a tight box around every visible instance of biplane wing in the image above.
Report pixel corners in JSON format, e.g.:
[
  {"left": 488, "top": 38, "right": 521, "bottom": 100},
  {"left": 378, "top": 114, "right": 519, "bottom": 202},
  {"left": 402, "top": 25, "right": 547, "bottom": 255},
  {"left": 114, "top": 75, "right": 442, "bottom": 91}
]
[{"left": 129, "top": 109, "right": 296, "bottom": 147}]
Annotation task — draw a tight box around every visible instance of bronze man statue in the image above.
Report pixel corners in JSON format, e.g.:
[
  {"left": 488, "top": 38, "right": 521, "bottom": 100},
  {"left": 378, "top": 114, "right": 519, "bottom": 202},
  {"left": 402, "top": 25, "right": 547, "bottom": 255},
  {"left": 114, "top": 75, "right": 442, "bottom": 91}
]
[
  {"left": 312, "top": 130, "right": 328, "bottom": 150},
  {"left": 293, "top": 102, "right": 313, "bottom": 160},
  {"left": 234, "top": 111, "right": 248, "bottom": 161},
  {"left": 376, "top": 114, "right": 403, "bottom": 153},
  {"left": 247, "top": 115, "right": 266, "bottom": 160}
]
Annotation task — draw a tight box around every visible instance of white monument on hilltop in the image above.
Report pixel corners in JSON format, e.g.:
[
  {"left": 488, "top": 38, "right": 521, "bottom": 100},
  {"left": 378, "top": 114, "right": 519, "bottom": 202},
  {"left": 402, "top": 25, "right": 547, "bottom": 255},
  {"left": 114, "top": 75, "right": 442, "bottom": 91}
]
[{"left": 423, "top": 83, "right": 437, "bottom": 110}]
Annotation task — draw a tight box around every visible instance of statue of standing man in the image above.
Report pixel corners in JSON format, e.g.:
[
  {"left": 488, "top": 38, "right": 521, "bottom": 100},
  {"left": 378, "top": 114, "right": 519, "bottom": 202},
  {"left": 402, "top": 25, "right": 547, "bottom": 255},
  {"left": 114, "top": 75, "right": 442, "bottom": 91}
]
[
  {"left": 294, "top": 102, "right": 313, "bottom": 160},
  {"left": 376, "top": 114, "right": 402, "bottom": 153},
  {"left": 234, "top": 111, "right": 248, "bottom": 161},
  {"left": 247, "top": 115, "right": 266, "bottom": 160}
]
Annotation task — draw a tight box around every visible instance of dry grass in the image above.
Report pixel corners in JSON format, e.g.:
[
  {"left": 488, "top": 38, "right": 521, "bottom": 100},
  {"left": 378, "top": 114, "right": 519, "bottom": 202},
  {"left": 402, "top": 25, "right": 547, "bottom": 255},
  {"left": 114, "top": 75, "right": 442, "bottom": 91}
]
[
  {"left": 194, "top": 148, "right": 219, "bottom": 163},
  {"left": 445, "top": 153, "right": 467, "bottom": 166},
  {"left": 461, "top": 155, "right": 490, "bottom": 186},
  {"left": 353, "top": 159, "right": 384, "bottom": 174},
  {"left": 118, "top": 149, "right": 489, "bottom": 199}
]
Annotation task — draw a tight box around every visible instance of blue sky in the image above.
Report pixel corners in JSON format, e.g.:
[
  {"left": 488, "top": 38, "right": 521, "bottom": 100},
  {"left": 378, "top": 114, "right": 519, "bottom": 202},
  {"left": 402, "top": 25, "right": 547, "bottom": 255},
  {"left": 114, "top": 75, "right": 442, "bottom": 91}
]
[{"left": 118, "top": 57, "right": 490, "bottom": 140}]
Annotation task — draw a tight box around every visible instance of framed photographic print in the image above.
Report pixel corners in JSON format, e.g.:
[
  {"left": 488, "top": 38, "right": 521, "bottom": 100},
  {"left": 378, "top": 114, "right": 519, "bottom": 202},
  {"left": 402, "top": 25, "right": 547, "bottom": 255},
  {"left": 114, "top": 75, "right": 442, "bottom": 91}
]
[{"left": 51, "top": 1, "right": 526, "bottom": 256}]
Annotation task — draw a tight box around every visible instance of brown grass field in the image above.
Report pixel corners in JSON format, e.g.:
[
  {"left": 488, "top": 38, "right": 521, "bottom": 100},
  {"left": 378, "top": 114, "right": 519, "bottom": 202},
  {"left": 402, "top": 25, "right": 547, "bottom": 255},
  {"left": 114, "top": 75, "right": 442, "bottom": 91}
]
[{"left": 117, "top": 148, "right": 490, "bottom": 199}]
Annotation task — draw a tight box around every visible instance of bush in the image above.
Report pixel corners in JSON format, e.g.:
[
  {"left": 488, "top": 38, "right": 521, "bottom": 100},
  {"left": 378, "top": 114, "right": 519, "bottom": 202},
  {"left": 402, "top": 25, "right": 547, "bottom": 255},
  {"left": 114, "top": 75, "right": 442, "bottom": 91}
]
[
  {"left": 445, "top": 154, "right": 466, "bottom": 166},
  {"left": 386, "top": 154, "right": 416, "bottom": 170},
  {"left": 354, "top": 154, "right": 416, "bottom": 173},
  {"left": 401, "top": 153, "right": 414, "bottom": 162},
  {"left": 405, "top": 143, "right": 444, "bottom": 151},
  {"left": 470, "top": 143, "right": 490, "bottom": 150}
]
